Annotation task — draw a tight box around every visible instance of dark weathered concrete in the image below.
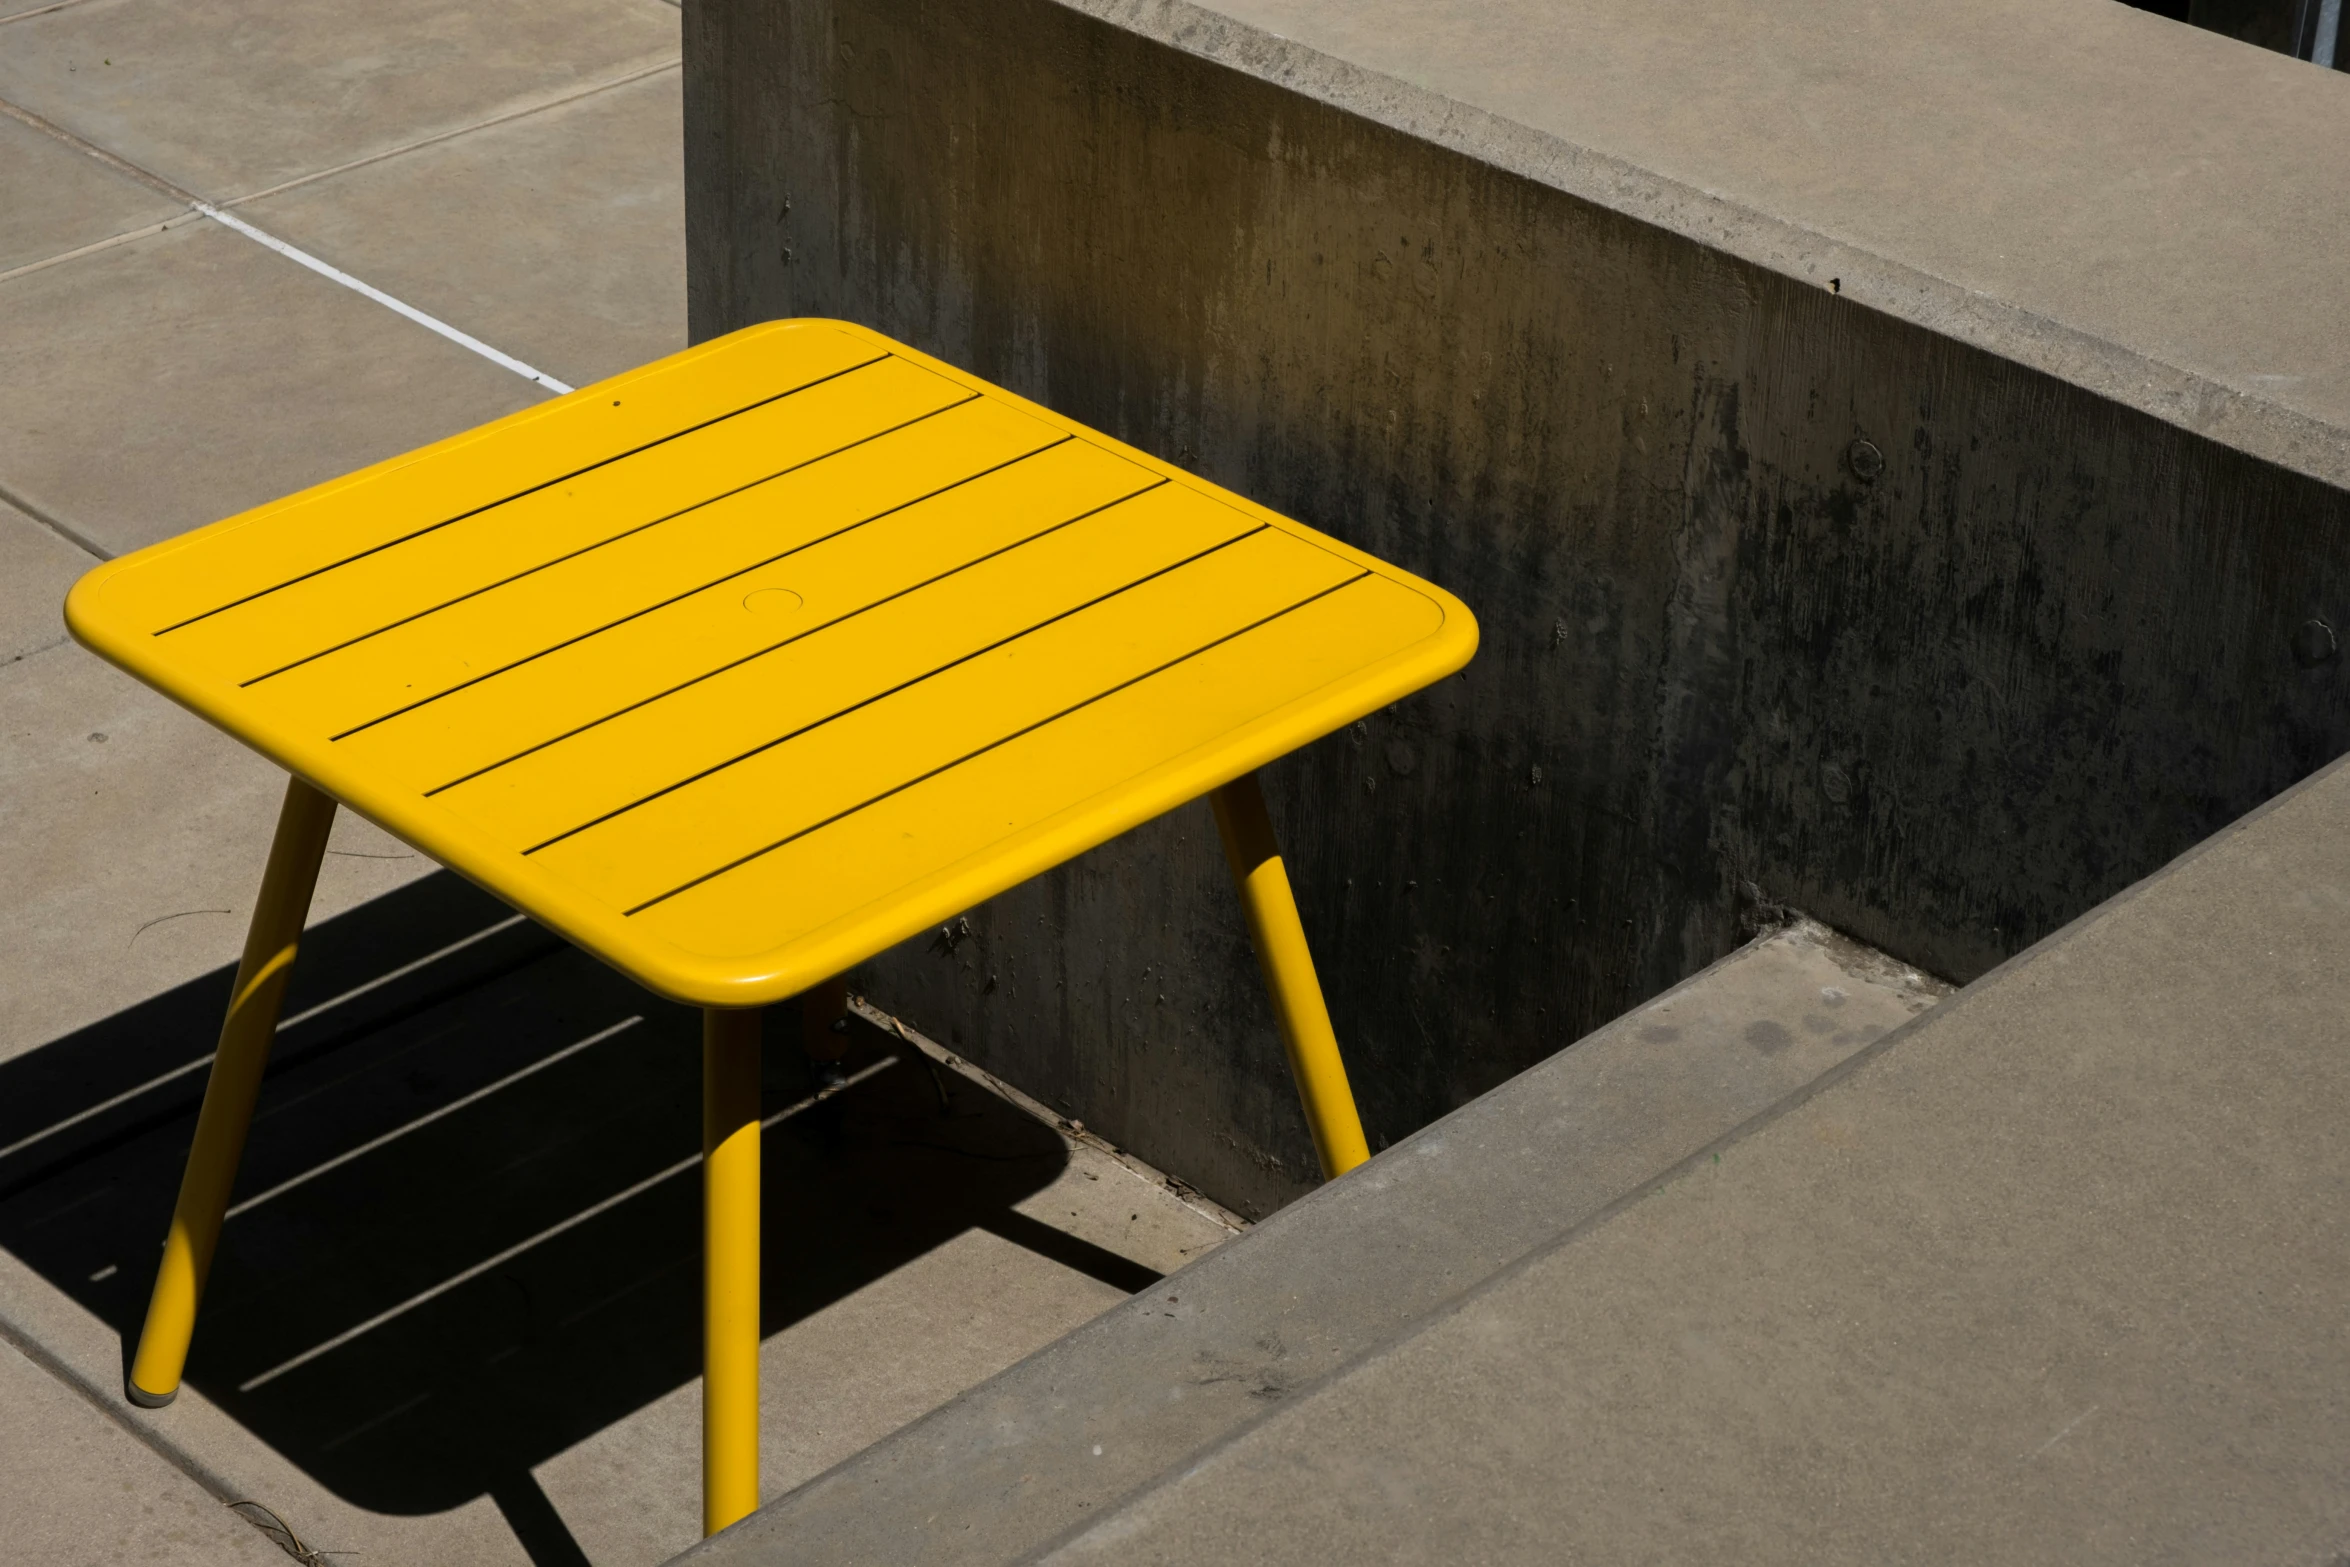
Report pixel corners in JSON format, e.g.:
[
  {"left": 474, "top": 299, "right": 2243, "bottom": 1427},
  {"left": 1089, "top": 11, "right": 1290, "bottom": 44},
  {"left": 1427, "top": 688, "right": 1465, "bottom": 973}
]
[
  {"left": 674, "top": 922, "right": 1944, "bottom": 1567},
  {"left": 1020, "top": 716, "right": 2350, "bottom": 1567},
  {"left": 686, "top": 0, "right": 2350, "bottom": 1213}
]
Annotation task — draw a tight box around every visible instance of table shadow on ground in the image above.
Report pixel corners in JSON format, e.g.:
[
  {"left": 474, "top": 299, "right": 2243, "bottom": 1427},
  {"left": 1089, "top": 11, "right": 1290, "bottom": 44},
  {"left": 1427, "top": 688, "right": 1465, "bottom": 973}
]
[{"left": 0, "top": 871, "right": 1153, "bottom": 1565}]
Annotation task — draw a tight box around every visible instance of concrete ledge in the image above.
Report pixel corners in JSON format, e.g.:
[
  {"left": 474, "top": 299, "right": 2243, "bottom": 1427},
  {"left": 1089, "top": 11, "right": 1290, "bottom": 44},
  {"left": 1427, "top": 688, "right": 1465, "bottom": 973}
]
[
  {"left": 1023, "top": 714, "right": 2350, "bottom": 1564},
  {"left": 1055, "top": 0, "right": 2350, "bottom": 490},
  {"left": 675, "top": 923, "right": 1941, "bottom": 1566},
  {"left": 690, "top": 0, "right": 2350, "bottom": 1213}
]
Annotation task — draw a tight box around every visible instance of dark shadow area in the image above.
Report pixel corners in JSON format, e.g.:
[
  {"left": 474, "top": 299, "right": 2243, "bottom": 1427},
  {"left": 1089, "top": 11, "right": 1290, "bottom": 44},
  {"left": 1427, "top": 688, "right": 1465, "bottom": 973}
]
[
  {"left": 2123, "top": 0, "right": 2350, "bottom": 65},
  {"left": 0, "top": 871, "right": 1150, "bottom": 1546}
]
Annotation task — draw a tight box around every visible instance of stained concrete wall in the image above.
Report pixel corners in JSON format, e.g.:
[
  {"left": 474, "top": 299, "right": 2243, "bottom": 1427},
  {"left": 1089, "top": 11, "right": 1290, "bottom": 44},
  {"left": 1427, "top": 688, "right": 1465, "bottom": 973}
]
[{"left": 684, "top": 0, "right": 2350, "bottom": 1214}]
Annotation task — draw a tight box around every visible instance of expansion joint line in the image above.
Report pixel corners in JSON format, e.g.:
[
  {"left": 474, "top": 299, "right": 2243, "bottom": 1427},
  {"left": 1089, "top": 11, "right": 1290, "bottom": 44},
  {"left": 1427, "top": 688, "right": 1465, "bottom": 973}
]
[
  {"left": 0, "top": 93, "right": 573, "bottom": 394},
  {"left": 189, "top": 202, "right": 571, "bottom": 392}
]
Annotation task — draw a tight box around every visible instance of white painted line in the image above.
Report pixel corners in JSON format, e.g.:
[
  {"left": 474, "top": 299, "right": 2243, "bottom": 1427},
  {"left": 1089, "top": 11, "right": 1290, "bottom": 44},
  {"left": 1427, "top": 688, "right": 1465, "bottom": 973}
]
[
  {"left": 0, "top": 96, "right": 567, "bottom": 394},
  {"left": 225, "top": 1015, "right": 644, "bottom": 1219},
  {"left": 236, "top": 1054, "right": 902, "bottom": 1391},
  {"left": 193, "top": 202, "right": 575, "bottom": 394}
]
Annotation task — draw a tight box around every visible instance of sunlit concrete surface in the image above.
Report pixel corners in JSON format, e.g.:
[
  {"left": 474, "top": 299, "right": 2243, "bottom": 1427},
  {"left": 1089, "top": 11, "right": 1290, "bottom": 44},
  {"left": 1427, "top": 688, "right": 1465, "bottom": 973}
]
[
  {"left": 0, "top": 1, "right": 1235, "bottom": 1561},
  {"left": 0, "top": 1331, "right": 282, "bottom": 1566}
]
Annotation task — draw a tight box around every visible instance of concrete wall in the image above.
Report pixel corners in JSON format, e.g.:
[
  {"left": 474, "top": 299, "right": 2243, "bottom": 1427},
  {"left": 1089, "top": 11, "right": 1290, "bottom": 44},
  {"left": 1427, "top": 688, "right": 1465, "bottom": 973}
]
[{"left": 684, "top": 0, "right": 2350, "bottom": 1215}]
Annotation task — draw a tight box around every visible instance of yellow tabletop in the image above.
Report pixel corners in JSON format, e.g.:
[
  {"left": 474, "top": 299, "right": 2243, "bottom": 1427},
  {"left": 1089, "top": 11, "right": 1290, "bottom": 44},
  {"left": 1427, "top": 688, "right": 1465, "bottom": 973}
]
[{"left": 68, "top": 320, "right": 1476, "bottom": 1007}]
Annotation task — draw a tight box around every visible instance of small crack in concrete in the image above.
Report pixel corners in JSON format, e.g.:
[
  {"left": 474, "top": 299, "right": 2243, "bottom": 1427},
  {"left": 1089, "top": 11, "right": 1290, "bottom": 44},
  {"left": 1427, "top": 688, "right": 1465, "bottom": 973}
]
[{"left": 128, "top": 908, "right": 232, "bottom": 946}]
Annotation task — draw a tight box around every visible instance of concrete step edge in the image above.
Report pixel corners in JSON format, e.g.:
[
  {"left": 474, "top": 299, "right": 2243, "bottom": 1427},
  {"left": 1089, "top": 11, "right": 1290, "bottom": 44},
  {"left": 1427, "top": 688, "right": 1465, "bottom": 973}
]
[{"left": 674, "top": 918, "right": 1946, "bottom": 1567}]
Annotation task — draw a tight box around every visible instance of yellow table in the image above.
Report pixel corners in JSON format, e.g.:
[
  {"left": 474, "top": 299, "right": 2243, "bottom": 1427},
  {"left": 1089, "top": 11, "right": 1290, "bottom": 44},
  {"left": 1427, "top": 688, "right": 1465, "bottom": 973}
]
[{"left": 66, "top": 320, "right": 1477, "bottom": 1534}]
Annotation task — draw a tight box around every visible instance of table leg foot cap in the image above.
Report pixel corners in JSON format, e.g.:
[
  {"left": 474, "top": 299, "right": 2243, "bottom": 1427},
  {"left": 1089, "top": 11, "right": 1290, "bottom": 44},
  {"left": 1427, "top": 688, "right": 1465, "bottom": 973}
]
[{"left": 125, "top": 1380, "right": 177, "bottom": 1409}]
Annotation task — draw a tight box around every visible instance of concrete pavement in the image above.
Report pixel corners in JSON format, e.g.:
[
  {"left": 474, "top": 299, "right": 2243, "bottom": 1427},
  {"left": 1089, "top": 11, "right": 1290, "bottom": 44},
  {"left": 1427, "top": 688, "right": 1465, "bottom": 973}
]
[
  {"left": 0, "top": 1328, "right": 283, "bottom": 1567},
  {"left": 0, "top": 1, "right": 1235, "bottom": 1561},
  {"left": 682, "top": 921, "right": 1950, "bottom": 1566},
  {"left": 1024, "top": 745, "right": 2350, "bottom": 1566}
]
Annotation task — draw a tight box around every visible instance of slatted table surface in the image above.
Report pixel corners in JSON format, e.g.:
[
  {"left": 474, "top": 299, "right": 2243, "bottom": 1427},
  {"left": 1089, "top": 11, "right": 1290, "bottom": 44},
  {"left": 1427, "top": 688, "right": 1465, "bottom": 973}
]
[{"left": 68, "top": 320, "right": 1477, "bottom": 1006}]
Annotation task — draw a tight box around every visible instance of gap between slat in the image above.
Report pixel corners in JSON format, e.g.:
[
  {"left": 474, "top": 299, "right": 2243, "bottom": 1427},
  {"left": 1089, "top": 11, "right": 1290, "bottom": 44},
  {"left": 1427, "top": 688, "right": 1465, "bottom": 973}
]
[
  {"left": 151, "top": 351, "right": 891, "bottom": 638},
  {"left": 238, "top": 391, "right": 982, "bottom": 689},
  {"left": 615, "top": 570, "right": 1372, "bottom": 915},
  {"left": 519, "top": 525, "right": 1278, "bottom": 854}
]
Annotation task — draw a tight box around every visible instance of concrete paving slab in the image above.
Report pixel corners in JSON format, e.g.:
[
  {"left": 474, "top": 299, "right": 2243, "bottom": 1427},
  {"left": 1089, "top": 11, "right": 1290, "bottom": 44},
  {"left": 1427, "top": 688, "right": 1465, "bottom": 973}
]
[
  {"left": 0, "top": 218, "right": 543, "bottom": 557},
  {"left": 544, "top": 1227, "right": 1130, "bottom": 1566},
  {"left": 0, "top": 0, "right": 678, "bottom": 199},
  {"left": 0, "top": 108, "right": 178, "bottom": 275},
  {"left": 0, "top": 497, "right": 93, "bottom": 668},
  {"left": 0, "top": 912, "right": 1228, "bottom": 1567},
  {"left": 0, "top": 0, "right": 107, "bottom": 20},
  {"left": 699, "top": 0, "right": 2350, "bottom": 1202},
  {"left": 0, "top": 640, "right": 436, "bottom": 1063},
  {"left": 0, "top": 1246, "right": 529, "bottom": 1566},
  {"left": 0, "top": 1330, "right": 284, "bottom": 1567},
  {"left": 244, "top": 68, "right": 685, "bottom": 391},
  {"left": 681, "top": 922, "right": 1944, "bottom": 1566},
  {"left": 1032, "top": 755, "right": 2350, "bottom": 1564}
]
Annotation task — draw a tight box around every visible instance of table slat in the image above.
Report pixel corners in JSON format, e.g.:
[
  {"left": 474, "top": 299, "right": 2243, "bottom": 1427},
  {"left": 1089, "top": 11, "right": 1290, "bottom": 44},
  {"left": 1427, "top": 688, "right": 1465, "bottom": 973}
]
[
  {"left": 634, "top": 575, "right": 1440, "bottom": 959},
  {"left": 103, "top": 323, "right": 884, "bottom": 634},
  {"left": 240, "top": 395, "right": 1057, "bottom": 735},
  {"left": 67, "top": 320, "right": 1477, "bottom": 1003},
  {"left": 331, "top": 437, "right": 1162, "bottom": 792},
  {"left": 530, "top": 525, "right": 1361, "bottom": 910},
  {"left": 431, "top": 481, "right": 1253, "bottom": 848},
  {"left": 163, "top": 356, "right": 970, "bottom": 686}
]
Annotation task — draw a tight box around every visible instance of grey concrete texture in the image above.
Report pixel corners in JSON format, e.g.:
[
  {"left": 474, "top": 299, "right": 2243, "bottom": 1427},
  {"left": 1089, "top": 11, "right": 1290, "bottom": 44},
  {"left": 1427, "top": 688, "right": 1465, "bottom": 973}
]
[
  {"left": 529, "top": 1016, "right": 1239, "bottom": 1566},
  {"left": 0, "top": 218, "right": 543, "bottom": 556},
  {"left": 4, "top": 596, "right": 1226, "bottom": 1567},
  {"left": 2, "top": 936, "right": 1229, "bottom": 1567},
  {"left": 245, "top": 67, "right": 687, "bottom": 390},
  {"left": 1082, "top": 0, "right": 2350, "bottom": 490},
  {"left": 0, "top": 13, "right": 1115, "bottom": 1559},
  {"left": 0, "top": 1330, "right": 284, "bottom": 1567},
  {"left": 547, "top": 1202, "right": 1200, "bottom": 1566},
  {"left": 690, "top": 0, "right": 2350, "bottom": 1215},
  {"left": 0, "top": 0, "right": 678, "bottom": 199},
  {"left": 0, "top": 1240, "right": 533, "bottom": 1566},
  {"left": 0, "top": 497, "right": 94, "bottom": 666},
  {"left": 0, "top": 641, "right": 435, "bottom": 1063},
  {"left": 0, "top": 106, "right": 177, "bottom": 274},
  {"left": 678, "top": 922, "right": 1943, "bottom": 1567},
  {"left": 1031, "top": 751, "right": 2350, "bottom": 1566},
  {"left": 0, "top": 1189, "right": 1195, "bottom": 1567}
]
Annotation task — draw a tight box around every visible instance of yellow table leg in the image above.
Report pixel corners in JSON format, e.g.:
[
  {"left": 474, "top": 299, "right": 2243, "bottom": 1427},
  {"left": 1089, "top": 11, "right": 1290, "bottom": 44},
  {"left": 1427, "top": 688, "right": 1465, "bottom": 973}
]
[
  {"left": 128, "top": 775, "right": 337, "bottom": 1407},
  {"left": 702, "top": 1006, "right": 763, "bottom": 1535},
  {"left": 1210, "top": 772, "right": 1372, "bottom": 1180}
]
